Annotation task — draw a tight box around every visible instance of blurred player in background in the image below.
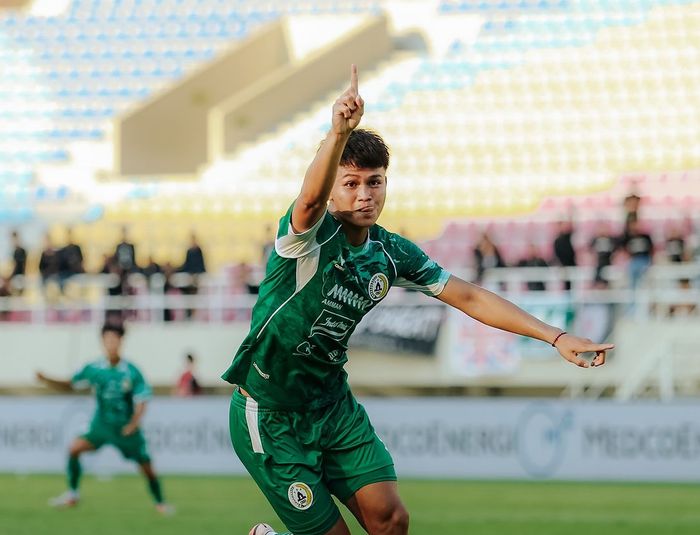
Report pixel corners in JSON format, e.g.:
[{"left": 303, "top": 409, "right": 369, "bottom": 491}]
[
  {"left": 223, "top": 65, "right": 613, "bottom": 535},
  {"left": 36, "top": 323, "right": 172, "bottom": 515}
]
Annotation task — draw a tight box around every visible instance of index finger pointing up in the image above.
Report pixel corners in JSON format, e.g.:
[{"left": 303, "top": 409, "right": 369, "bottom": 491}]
[{"left": 350, "top": 64, "right": 358, "bottom": 94}]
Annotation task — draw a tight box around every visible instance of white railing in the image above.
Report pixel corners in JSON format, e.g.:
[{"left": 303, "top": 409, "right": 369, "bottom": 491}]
[{"left": 0, "top": 264, "right": 697, "bottom": 324}]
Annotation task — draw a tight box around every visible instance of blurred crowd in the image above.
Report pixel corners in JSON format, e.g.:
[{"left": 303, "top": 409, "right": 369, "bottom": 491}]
[
  {"left": 472, "top": 192, "right": 699, "bottom": 297},
  {"left": 1, "top": 192, "right": 699, "bottom": 322},
  {"left": 0, "top": 226, "right": 209, "bottom": 322},
  {"left": 2, "top": 226, "right": 206, "bottom": 295}
]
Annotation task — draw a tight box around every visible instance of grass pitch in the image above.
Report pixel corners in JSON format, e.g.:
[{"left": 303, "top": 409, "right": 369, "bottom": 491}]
[{"left": 1, "top": 474, "right": 699, "bottom": 535}]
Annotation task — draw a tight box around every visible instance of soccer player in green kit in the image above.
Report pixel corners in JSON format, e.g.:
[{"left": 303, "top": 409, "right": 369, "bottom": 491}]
[
  {"left": 36, "top": 323, "right": 172, "bottom": 514},
  {"left": 223, "top": 65, "right": 613, "bottom": 535}
]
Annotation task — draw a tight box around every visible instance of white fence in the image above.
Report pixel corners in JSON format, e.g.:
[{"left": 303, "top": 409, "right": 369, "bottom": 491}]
[{"left": 0, "top": 264, "right": 698, "bottom": 324}]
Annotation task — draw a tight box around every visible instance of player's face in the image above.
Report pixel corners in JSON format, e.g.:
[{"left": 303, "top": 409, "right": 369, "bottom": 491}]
[
  {"left": 329, "top": 166, "right": 386, "bottom": 228},
  {"left": 102, "top": 331, "right": 122, "bottom": 359}
]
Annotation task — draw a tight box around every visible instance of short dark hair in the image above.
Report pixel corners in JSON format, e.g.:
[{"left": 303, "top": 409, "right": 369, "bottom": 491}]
[
  {"left": 101, "top": 322, "right": 125, "bottom": 337},
  {"left": 339, "top": 129, "right": 390, "bottom": 170}
]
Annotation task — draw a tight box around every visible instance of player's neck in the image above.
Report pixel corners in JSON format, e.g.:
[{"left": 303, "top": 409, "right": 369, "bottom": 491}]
[
  {"left": 106, "top": 355, "right": 121, "bottom": 366},
  {"left": 341, "top": 224, "right": 369, "bottom": 247}
]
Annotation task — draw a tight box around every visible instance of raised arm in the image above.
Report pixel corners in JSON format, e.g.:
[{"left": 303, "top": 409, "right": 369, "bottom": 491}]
[
  {"left": 292, "top": 64, "right": 364, "bottom": 233},
  {"left": 437, "top": 275, "right": 614, "bottom": 367},
  {"left": 36, "top": 371, "right": 74, "bottom": 392}
]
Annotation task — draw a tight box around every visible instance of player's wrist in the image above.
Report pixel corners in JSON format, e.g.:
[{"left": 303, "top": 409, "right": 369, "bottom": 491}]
[
  {"left": 551, "top": 331, "right": 568, "bottom": 348},
  {"left": 327, "top": 128, "right": 352, "bottom": 141}
]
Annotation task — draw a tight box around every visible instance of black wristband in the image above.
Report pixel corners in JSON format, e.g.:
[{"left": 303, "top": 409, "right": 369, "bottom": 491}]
[{"left": 551, "top": 331, "right": 567, "bottom": 347}]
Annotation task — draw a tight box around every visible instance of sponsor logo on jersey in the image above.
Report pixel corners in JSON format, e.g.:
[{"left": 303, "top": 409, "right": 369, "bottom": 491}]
[
  {"left": 121, "top": 378, "right": 132, "bottom": 391},
  {"left": 368, "top": 273, "right": 389, "bottom": 301},
  {"left": 310, "top": 309, "right": 356, "bottom": 341},
  {"left": 288, "top": 482, "right": 314, "bottom": 510},
  {"left": 328, "top": 349, "right": 343, "bottom": 361},
  {"left": 321, "top": 298, "right": 343, "bottom": 311},
  {"left": 326, "top": 283, "right": 371, "bottom": 312}
]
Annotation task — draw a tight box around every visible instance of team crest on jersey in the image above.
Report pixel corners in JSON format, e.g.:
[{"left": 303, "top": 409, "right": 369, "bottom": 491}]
[
  {"left": 288, "top": 482, "right": 313, "bottom": 510},
  {"left": 368, "top": 273, "right": 389, "bottom": 301},
  {"left": 121, "top": 378, "right": 131, "bottom": 391}
]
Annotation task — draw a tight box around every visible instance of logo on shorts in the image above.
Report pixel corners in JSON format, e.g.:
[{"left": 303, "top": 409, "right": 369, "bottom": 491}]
[
  {"left": 288, "top": 482, "right": 313, "bottom": 510},
  {"left": 368, "top": 273, "right": 389, "bottom": 301}
]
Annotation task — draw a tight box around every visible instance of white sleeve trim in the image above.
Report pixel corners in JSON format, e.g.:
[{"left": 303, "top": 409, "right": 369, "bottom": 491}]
[
  {"left": 275, "top": 209, "right": 327, "bottom": 259},
  {"left": 133, "top": 393, "right": 151, "bottom": 403},
  {"left": 394, "top": 270, "right": 451, "bottom": 297}
]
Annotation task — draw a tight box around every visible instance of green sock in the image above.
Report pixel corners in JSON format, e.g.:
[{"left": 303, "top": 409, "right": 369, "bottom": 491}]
[
  {"left": 67, "top": 456, "right": 81, "bottom": 491},
  {"left": 146, "top": 476, "right": 164, "bottom": 504}
]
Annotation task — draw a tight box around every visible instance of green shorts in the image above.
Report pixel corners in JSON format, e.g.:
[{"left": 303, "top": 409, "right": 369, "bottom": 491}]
[
  {"left": 229, "top": 388, "right": 396, "bottom": 535},
  {"left": 81, "top": 420, "right": 151, "bottom": 464}
]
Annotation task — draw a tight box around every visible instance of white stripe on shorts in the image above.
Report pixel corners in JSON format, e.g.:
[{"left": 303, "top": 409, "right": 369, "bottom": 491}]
[{"left": 245, "top": 397, "right": 264, "bottom": 454}]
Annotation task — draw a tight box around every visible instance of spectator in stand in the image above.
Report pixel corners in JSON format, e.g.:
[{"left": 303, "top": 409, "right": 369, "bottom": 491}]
[
  {"left": 114, "top": 226, "right": 137, "bottom": 274},
  {"left": 623, "top": 191, "right": 642, "bottom": 227},
  {"left": 665, "top": 225, "right": 688, "bottom": 264},
  {"left": 39, "top": 233, "right": 60, "bottom": 290},
  {"left": 473, "top": 232, "right": 505, "bottom": 284},
  {"left": 621, "top": 217, "right": 654, "bottom": 290},
  {"left": 162, "top": 262, "right": 177, "bottom": 322},
  {"left": 179, "top": 233, "right": 206, "bottom": 319},
  {"left": 0, "top": 275, "right": 11, "bottom": 320},
  {"left": 141, "top": 256, "right": 163, "bottom": 282},
  {"left": 690, "top": 219, "right": 700, "bottom": 263},
  {"left": 553, "top": 221, "right": 577, "bottom": 290},
  {"left": 174, "top": 353, "right": 202, "bottom": 397},
  {"left": 237, "top": 262, "right": 261, "bottom": 295},
  {"left": 180, "top": 232, "right": 206, "bottom": 276},
  {"left": 589, "top": 222, "right": 618, "bottom": 283},
  {"left": 58, "top": 228, "right": 84, "bottom": 290},
  {"left": 517, "top": 243, "right": 549, "bottom": 291},
  {"left": 10, "top": 230, "right": 27, "bottom": 281},
  {"left": 101, "top": 254, "right": 129, "bottom": 323}
]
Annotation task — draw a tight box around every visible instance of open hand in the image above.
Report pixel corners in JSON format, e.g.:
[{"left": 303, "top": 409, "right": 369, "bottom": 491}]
[{"left": 332, "top": 64, "right": 364, "bottom": 135}]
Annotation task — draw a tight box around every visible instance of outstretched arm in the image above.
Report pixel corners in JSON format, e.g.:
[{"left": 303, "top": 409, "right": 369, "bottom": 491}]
[
  {"left": 35, "top": 371, "right": 74, "bottom": 391},
  {"left": 437, "top": 276, "right": 614, "bottom": 367},
  {"left": 292, "top": 64, "right": 364, "bottom": 233}
]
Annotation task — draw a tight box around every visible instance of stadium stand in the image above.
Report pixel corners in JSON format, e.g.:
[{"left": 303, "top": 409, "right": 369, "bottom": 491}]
[
  {"left": 1, "top": 0, "right": 698, "bottom": 288},
  {"left": 0, "top": 0, "right": 697, "bottom": 402}
]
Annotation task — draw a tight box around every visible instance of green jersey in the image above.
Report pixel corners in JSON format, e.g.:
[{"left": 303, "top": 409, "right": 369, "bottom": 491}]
[
  {"left": 222, "top": 204, "right": 450, "bottom": 410},
  {"left": 72, "top": 359, "right": 152, "bottom": 426}
]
